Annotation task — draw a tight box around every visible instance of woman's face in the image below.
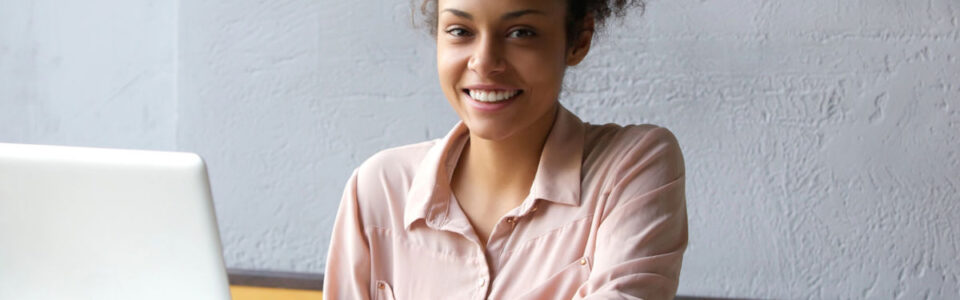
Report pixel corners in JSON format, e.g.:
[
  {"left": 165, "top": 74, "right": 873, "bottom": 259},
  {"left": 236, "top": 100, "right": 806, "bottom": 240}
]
[{"left": 436, "top": 0, "right": 590, "bottom": 141}]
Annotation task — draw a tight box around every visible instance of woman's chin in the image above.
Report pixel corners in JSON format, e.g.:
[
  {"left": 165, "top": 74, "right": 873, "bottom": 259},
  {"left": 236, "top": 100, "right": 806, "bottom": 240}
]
[{"left": 463, "top": 120, "right": 519, "bottom": 142}]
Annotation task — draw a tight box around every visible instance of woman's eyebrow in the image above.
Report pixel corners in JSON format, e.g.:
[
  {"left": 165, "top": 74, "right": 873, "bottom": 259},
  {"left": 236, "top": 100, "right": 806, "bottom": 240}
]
[
  {"left": 441, "top": 8, "right": 473, "bottom": 20},
  {"left": 440, "top": 8, "right": 546, "bottom": 21},
  {"left": 501, "top": 9, "right": 545, "bottom": 20}
]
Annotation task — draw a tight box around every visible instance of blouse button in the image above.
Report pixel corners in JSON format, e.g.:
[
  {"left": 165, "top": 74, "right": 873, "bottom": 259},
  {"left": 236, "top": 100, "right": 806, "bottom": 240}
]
[
  {"left": 506, "top": 218, "right": 515, "bottom": 224},
  {"left": 579, "top": 258, "right": 587, "bottom": 265},
  {"left": 531, "top": 205, "right": 538, "bottom": 212},
  {"left": 378, "top": 282, "right": 385, "bottom": 289}
]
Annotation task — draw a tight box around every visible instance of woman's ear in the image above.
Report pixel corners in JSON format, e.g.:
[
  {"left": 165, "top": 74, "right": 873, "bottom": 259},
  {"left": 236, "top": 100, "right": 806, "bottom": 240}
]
[{"left": 566, "top": 15, "right": 595, "bottom": 66}]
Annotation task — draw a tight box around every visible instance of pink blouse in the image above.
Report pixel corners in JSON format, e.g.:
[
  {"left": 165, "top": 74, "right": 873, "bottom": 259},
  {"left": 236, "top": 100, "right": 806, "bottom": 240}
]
[{"left": 324, "top": 105, "right": 687, "bottom": 299}]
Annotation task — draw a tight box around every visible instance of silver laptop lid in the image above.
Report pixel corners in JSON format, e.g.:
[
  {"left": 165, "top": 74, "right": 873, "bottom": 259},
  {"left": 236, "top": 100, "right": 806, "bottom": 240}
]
[{"left": 0, "top": 143, "right": 231, "bottom": 300}]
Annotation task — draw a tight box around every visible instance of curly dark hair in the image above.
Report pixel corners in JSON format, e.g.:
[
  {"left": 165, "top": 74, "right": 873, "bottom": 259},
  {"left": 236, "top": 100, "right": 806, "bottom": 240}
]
[{"left": 416, "top": 0, "right": 645, "bottom": 47}]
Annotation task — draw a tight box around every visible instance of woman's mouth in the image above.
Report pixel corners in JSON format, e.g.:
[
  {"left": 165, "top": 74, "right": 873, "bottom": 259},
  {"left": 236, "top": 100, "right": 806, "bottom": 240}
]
[{"left": 463, "top": 89, "right": 523, "bottom": 103}]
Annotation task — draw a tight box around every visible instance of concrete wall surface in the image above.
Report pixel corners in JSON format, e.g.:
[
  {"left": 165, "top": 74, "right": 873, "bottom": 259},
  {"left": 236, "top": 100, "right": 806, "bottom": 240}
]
[
  {"left": 0, "top": 0, "right": 177, "bottom": 150},
  {"left": 3, "top": 0, "right": 960, "bottom": 298}
]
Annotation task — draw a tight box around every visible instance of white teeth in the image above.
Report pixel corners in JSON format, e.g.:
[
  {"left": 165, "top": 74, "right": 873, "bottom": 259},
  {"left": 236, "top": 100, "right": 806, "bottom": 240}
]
[{"left": 468, "top": 89, "right": 521, "bottom": 102}]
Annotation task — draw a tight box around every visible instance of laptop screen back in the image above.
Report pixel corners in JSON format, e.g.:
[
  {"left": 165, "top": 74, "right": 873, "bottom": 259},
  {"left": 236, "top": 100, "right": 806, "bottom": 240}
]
[{"left": 0, "top": 143, "right": 231, "bottom": 300}]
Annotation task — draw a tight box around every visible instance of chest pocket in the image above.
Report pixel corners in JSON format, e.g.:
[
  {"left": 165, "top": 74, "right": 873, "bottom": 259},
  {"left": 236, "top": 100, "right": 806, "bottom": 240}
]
[
  {"left": 515, "top": 256, "right": 592, "bottom": 299},
  {"left": 375, "top": 280, "right": 395, "bottom": 300}
]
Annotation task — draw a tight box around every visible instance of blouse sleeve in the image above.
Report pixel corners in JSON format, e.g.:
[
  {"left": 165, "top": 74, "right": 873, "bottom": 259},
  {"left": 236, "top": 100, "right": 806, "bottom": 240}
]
[
  {"left": 323, "top": 169, "right": 372, "bottom": 300},
  {"left": 574, "top": 127, "right": 689, "bottom": 300}
]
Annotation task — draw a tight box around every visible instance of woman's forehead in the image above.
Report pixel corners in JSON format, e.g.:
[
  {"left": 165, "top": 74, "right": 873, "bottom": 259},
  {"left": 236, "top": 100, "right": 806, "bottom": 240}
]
[{"left": 437, "top": 0, "right": 566, "bottom": 16}]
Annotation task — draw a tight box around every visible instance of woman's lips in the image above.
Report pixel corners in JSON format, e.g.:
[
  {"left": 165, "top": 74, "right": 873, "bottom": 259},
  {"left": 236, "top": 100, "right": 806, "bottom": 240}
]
[
  {"left": 461, "top": 88, "right": 523, "bottom": 112},
  {"left": 465, "top": 89, "right": 523, "bottom": 102}
]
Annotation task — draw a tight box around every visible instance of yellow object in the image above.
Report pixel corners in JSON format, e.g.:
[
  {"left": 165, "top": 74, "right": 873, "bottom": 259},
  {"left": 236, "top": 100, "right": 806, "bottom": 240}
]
[{"left": 230, "top": 285, "right": 322, "bottom": 300}]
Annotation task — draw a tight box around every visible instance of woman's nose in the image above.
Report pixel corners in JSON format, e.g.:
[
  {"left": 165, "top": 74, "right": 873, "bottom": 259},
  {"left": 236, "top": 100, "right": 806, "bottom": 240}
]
[{"left": 467, "top": 36, "right": 506, "bottom": 76}]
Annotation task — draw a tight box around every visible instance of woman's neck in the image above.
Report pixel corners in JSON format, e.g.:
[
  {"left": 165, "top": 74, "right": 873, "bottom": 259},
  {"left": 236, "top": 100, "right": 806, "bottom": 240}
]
[{"left": 455, "top": 105, "right": 558, "bottom": 200}]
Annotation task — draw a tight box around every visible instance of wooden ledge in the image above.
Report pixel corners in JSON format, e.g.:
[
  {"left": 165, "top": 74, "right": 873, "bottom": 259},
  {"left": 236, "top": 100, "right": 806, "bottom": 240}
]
[{"left": 227, "top": 268, "right": 324, "bottom": 291}]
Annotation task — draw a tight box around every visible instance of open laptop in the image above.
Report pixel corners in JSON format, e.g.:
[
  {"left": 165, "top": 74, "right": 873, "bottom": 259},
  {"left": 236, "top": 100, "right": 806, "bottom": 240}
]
[{"left": 0, "top": 143, "right": 231, "bottom": 300}]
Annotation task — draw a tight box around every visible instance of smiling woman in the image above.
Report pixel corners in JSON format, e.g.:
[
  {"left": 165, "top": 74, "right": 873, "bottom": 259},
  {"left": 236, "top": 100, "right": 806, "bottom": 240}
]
[{"left": 324, "top": 0, "right": 686, "bottom": 299}]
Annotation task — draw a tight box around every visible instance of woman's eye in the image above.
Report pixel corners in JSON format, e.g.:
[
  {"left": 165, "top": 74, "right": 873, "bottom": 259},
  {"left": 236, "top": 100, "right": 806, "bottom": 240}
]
[
  {"left": 508, "top": 29, "right": 536, "bottom": 38},
  {"left": 446, "top": 28, "right": 472, "bottom": 37}
]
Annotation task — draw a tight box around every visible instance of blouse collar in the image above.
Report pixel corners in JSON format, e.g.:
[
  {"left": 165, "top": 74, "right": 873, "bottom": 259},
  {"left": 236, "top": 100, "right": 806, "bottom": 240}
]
[{"left": 403, "top": 104, "right": 585, "bottom": 230}]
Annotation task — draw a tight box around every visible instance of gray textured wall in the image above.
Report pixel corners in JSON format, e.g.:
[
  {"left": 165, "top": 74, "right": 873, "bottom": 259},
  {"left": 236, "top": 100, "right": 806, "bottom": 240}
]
[
  {"left": 0, "top": 0, "right": 177, "bottom": 150},
  {"left": 3, "top": 0, "right": 960, "bottom": 298}
]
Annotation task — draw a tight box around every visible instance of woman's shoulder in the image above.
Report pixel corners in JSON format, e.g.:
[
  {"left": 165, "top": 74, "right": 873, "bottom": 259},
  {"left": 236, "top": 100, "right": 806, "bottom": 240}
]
[
  {"left": 345, "top": 139, "right": 440, "bottom": 229},
  {"left": 583, "top": 122, "right": 683, "bottom": 165},
  {"left": 579, "top": 122, "right": 685, "bottom": 221},
  {"left": 354, "top": 139, "right": 438, "bottom": 189},
  {"left": 581, "top": 122, "right": 685, "bottom": 190}
]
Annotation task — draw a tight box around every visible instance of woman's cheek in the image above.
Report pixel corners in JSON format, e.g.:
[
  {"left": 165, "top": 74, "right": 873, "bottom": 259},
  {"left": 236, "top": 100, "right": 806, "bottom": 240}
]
[
  {"left": 438, "top": 47, "right": 469, "bottom": 85},
  {"left": 516, "top": 51, "right": 562, "bottom": 87}
]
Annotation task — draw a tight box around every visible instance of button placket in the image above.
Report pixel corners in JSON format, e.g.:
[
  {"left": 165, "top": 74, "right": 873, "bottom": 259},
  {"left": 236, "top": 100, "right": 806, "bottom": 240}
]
[{"left": 478, "top": 275, "right": 489, "bottom": 299}]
